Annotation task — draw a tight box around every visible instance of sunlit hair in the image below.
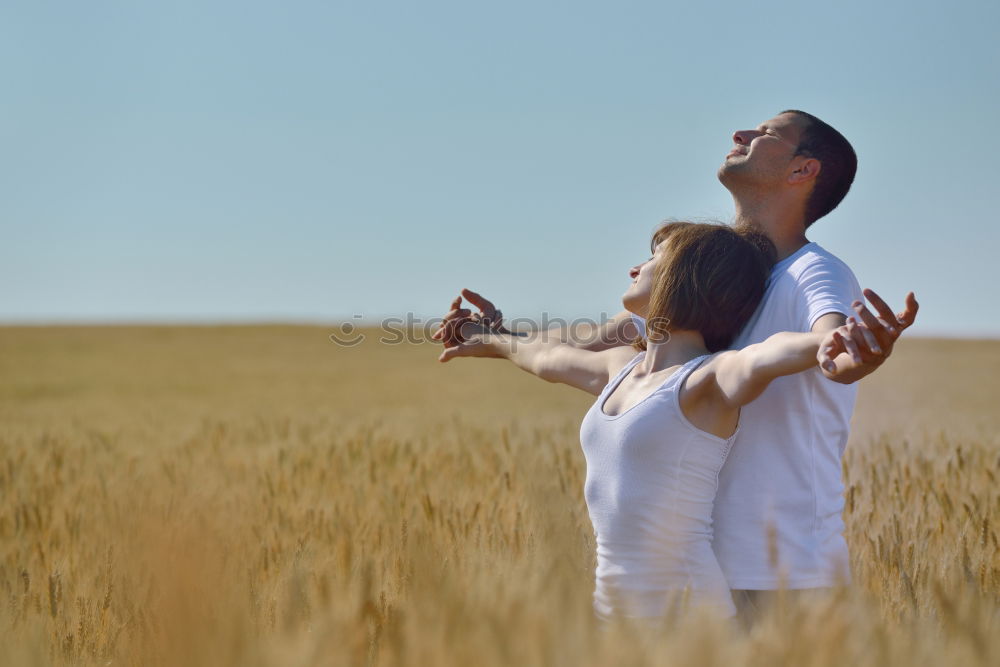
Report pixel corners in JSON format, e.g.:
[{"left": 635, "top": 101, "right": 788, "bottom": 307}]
[{"left": 634, "top": 222, "right": 776, "bottom": 353}]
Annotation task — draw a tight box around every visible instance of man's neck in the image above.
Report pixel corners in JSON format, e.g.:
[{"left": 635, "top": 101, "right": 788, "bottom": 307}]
[{"left": 733, "top": 196, "right": 809, "bottom": 261}]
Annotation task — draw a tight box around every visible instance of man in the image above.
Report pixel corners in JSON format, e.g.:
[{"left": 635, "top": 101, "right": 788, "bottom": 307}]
[{"left": 433, "top": 110, "right": 918, "bottom": 621}]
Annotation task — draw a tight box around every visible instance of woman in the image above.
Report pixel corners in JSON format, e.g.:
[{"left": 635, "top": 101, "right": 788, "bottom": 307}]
[{"left": 437, "top": 221, "right": 857, "bottom": 620}]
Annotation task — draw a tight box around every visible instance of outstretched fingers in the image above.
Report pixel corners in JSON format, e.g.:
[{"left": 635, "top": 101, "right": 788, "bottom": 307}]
[
  {"left": 818, "top": 329, "right": 847, "bottom": 373},
  {"left": 842, "top": 318, "right": 864, "bottom": 364},
  {"left": 439, "top": 314, "right": 473, "bottom": 347},
  {"left": 461, "top": 288, "right": 497, "bottom": 319},
  {"left": 862, "top": 288, "right": 919, "bottom": 333},
  {"left": 860, "top": 288, "right": 901, "bottom": 334},
  {"left": 431, "top": 295, "right": 468, "bottom": 342},
  {"left": 847, "top": 289, "right": 920, "bottom": 361},
  {"left": 848, "top": 307, "right": 884, "bottom": 356},
  {"left": 851, "top": 299, "right": 888, "bottom": 344},
  {"left": 898, "top": 291, "right": 919, "bottom": 328}
]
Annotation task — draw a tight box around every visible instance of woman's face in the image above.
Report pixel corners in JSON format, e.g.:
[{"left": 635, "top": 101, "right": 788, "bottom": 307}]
[{"left": 622, "top": 240, "right": 666, "bottom": 317}]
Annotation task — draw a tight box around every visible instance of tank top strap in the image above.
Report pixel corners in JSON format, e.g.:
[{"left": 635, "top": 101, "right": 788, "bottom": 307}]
[{"left": 663, "top": 353, "right": 714, "bottom": 393}]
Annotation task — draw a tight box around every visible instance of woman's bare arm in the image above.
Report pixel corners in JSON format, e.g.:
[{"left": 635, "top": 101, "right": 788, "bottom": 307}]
[
  {"left": 561, "top": 310, "right": 639, "bottom": 351},
  {"left": 696, "top": 321, "right": 861, "bottom": 409},
  {"left": 438, "top": 323, "right": 634, "bottom": 396},
  {"left": 432, "top": 290, "right": 638, "bottom": 352}
]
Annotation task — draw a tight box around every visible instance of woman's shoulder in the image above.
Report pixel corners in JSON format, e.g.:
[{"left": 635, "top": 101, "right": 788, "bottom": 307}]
[
  {"left": 681, "top": 351, "right": 732, "bottom": 396},
  {"left": 599, "top": 346, "right": 643, "bottom": 378}
]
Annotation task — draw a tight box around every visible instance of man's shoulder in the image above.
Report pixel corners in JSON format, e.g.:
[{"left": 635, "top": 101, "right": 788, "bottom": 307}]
[
  {"left": 789, "top": 242, "right": 855, "bottom": 273},
  {"left": 740, "top": 243, "right": 860, "bottom": 341},
  {"left": 775, "top": 242, "right": 858, "bottom": 285}
]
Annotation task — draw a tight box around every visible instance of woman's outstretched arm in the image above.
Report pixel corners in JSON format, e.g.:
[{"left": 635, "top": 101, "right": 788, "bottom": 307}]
[
  {"left": 432, "top": 289, "right": 639, "bottom": 352},
  {"left": 702, "top": 324, "right": 857, "bottom": 409},
  {"left": 438, "top": 322, "right": 634, "bottom": 396}
]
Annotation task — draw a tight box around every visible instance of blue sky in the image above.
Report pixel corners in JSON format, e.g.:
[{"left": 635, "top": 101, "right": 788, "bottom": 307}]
[{"left": 3, "top": 1, "right": 998, "bottom": 336}]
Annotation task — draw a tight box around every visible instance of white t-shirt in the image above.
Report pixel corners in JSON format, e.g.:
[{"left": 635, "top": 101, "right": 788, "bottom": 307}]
[{"left": 632, "top": 242, "right": 862, "bottom": 589}]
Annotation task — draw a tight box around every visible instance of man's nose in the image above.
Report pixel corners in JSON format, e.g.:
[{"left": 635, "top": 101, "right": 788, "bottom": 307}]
[{"left": 732, "top": 130, "right": 757, "bottom": 145}]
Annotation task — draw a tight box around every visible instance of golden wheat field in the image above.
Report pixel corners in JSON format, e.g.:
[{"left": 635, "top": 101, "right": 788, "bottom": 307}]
[{"left": 2, "top": 325, "right": 1000, "bottom": 666}]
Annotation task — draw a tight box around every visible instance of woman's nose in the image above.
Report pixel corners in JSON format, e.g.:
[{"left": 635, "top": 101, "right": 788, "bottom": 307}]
[{"left": 629, "top": 265, "right": 641, "bottom": 279}]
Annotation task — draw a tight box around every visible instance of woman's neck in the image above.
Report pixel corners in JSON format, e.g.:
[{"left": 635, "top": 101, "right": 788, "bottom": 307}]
[{"left": 636, "top": 329, "right": 710, "bottom": 376}]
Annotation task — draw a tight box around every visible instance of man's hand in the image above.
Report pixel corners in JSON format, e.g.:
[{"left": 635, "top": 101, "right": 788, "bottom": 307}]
[
  {"left": 816, "top": 289, "right": 919, "bottom": 383},
  {"left": 845, "top": 288, "right": 919, "bottom": 365}
]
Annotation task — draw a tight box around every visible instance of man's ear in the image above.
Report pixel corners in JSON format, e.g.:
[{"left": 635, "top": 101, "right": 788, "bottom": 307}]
[{"left": 788, "top": 156, "right": 821, "bottom": 185}]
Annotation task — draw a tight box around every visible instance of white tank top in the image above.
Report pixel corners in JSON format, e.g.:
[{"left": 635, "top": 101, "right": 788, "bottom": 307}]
[{"left": 579, "top": 351, "right": 738, "bottom": 619}]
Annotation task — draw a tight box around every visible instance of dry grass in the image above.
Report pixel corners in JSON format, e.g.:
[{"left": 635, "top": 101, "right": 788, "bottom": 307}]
[{"left": 1, "top": 326, "right": 999, "bottom": 666}]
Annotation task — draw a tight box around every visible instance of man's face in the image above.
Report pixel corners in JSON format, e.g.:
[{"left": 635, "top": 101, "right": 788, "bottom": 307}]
[{"left": 717, "top": 112, "right": 806, "bottom": 193}]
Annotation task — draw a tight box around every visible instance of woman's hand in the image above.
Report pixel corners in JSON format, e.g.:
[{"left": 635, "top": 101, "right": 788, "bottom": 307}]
[
  {"left": 432, "top": 289, "right": 509, "bottom": 348},
  {"left": 437, "top": 321, "right": 506, "bottom": 362},
  {"left": 817, "top": 318, "right": 875, "bottom": 379},
  {"left": 434, "top": 295, "right": 474, "bottom": 348},
  {"left": 432, "top": 290, "right": 511, "bottom": 362}
]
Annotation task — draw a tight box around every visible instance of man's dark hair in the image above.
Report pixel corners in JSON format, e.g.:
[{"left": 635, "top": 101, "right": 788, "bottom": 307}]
[
  {"left": 635, "top": 221, "right": 776, "bottom": 353},
  {"left": 781, "top": 109, "right": 857, "bottom": 227}
]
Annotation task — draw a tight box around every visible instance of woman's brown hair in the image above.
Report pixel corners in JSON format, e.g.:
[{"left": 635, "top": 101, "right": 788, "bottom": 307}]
[{"left": 635, "top": 222, "right": 776, "bottom": 353}]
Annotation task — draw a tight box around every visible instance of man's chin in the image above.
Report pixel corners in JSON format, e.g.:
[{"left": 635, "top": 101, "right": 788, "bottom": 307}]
[{"left": 716, "top": 164, "right": 743, "bottom": 192}]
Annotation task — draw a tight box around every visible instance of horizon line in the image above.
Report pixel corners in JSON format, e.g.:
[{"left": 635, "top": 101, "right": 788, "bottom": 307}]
[{"left": 0, "top": 319, "right": 997, "bottom": 341}]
